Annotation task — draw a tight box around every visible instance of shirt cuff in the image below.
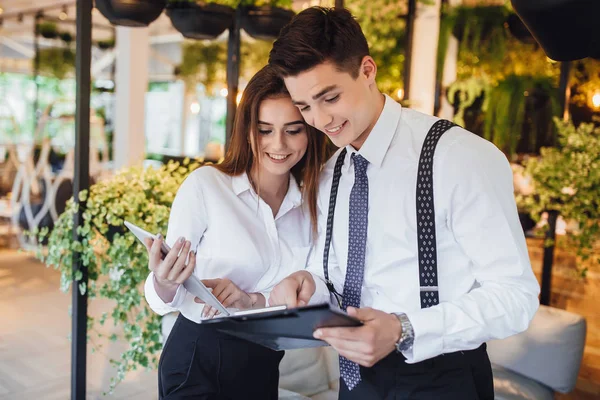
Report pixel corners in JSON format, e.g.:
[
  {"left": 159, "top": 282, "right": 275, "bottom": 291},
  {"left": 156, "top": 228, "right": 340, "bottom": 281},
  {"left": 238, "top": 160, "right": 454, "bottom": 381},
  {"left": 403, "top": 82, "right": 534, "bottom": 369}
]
[
  {"left": 167, "top": 280, "right": 187, "bottom": 308},
  {"left": 403, "top": 306, "right": 444, "bottom": 363},
  {"left": 144, "top": 272, "right": 186, "bottom": 313}
]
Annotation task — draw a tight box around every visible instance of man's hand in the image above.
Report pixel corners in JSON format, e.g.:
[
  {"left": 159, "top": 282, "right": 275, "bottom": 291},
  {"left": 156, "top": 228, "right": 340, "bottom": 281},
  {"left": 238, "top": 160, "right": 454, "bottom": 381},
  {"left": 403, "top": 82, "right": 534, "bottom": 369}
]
[
  {"left": 269, "top": 270, "right": 316, "bottom": 307},
  {"left": 313, "top": 307, "right": 402, "bottom": 367}
]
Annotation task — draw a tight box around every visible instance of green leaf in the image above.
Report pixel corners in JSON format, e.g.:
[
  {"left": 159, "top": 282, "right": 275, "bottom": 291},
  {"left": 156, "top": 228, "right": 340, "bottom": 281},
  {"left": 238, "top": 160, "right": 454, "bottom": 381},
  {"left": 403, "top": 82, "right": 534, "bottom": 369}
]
[{"left": 31, "top": 159, "right": 202, "bottom": 390}]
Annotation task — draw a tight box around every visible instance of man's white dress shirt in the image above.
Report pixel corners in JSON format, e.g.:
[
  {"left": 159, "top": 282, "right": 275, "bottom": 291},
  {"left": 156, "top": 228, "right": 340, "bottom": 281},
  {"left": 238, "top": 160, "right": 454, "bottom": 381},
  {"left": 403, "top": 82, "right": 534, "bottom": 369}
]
[
  {"left": 307, "top": 95, "right": 540, "bottom": 364},
  {"left": 144, "top": 166, "right": 312, "bottom": 322}
]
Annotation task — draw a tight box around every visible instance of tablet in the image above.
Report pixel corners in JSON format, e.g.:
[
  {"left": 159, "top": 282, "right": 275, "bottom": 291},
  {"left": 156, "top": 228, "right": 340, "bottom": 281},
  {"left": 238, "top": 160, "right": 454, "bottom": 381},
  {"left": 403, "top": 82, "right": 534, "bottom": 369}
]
[
  {"left": 124, "top": 220, "right": 170, "bottom": 257},
  {"left": 201, "top": 303, "right": 363, "bottom": 350},
  {"left": 123, "top": 220, "right": 230, "bottom": 316}
]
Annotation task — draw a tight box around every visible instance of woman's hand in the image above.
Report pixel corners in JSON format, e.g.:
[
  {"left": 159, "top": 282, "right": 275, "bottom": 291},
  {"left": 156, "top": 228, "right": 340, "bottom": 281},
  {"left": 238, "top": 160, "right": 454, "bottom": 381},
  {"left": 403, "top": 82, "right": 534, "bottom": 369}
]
[
  {"left": 144, "top": 235, "right": 196, "bottom": 303},
  {"left": 194, "top": 278, "right": 265, "bottom": 318}
]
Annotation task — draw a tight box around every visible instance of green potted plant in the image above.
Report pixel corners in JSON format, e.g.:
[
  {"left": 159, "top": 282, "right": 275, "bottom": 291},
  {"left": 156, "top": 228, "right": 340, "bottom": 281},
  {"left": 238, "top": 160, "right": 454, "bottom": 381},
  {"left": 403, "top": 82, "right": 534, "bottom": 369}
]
[
  {"left": 166, "top": 0, "right": 237, "bottom": 40},
  {"left": 451, "top": 5, "right": 510, "bottom": 58},
  {"left": 240, "top": 0, "right": 294, "bottom": 41},
  {"left": 176, "top": 41, "right": 227, "bottom": 92},
  {"left": 483, "top": 74, "right": 560, "bottom": 156},
  {"left": 34, "top": 160, "right": 203, "bottom": 390},
  {"left": 446, "top": 76, "right": 491, "bottom": 129},
  {"left": 240, "top": 38, "right": 273, "bottom": 81},
  {"left": 349, "top": 0, "right": 406, "bottom": 97},
  {"left": 518, "top": 118, "right": 600, "bottom": 276},
  {"left": 95, "top": 0, "right": 167, "bottom": 27},
  {"left": 38, "top": 47, "right": 76, "bottom": 80}
]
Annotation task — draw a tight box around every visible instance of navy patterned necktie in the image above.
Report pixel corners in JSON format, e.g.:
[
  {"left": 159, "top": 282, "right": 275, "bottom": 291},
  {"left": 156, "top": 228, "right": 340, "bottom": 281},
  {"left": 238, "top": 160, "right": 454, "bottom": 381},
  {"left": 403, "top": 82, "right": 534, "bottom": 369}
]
[{"left": 339, "top": 153, "right": 369, "bottom": 391}]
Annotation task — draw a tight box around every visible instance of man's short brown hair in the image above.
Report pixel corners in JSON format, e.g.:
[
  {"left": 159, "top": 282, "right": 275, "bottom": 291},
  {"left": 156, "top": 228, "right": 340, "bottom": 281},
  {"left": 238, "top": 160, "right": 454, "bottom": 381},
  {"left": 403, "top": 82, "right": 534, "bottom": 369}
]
[{"left": 269, "top": 7, "right": 370, "bottom": 79}]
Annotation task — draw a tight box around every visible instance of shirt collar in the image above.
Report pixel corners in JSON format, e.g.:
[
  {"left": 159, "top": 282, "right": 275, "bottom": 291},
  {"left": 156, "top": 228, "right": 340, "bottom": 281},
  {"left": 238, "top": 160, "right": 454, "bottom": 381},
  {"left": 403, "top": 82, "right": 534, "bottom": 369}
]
[
  {"left": 282, "top": 174, "right": 302, "bottom": 209},
  {"left": 231, "top": 172, "right": 252, "bottom": 196},
  {"left": 343, "top": 94, "right": 402, "bottom": 172},
  {"left": 231, "top": 172, "right": 302, "bottom": 209}
]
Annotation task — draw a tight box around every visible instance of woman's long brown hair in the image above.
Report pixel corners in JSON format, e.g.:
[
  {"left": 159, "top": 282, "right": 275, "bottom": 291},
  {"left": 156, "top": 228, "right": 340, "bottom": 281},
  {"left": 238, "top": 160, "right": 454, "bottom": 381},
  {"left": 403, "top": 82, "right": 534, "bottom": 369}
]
[{"left": 213, "top": 65, "right": 327, "bottom": 234}]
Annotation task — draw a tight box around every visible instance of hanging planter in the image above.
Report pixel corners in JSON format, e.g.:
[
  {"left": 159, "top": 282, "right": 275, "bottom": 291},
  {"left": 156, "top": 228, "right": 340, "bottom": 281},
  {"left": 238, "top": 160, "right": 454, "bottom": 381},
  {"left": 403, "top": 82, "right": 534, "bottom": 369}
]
[
  {"left": 506, "top": 13, "right": 535, "bottom": 44},
  {"left": 37, "top": 22, "right": 59, "bottom": 39},
  {"left": 511, "top": 0, "right": 600, "bottom": 61},
  {"left": 241, "top": 5, "right": 294, "bottom": 40},
  {"left": 166, "top": 2, "right": 234, "bottom": 40},
  {"left": 95, "top": 0, "right": 167, "bottom": 27},
  {"left": 59, "top": 32, "right": 73, "bottom": 44},
  {"left": 97, "top": 38, "right": 116, "bottom": 50},
  {"left": 451, "top": 6, "right": 509, "bottom": 47},
  {"left": 38, "top": 48, "right": 76, "bottom": 80}
]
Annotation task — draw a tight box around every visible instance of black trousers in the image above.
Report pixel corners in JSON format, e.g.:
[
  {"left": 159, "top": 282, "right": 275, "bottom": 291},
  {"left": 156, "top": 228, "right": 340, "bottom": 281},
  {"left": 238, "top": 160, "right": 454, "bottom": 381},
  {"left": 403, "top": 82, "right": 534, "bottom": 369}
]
[
  {"left": 339, "top": 344, "right": 494, "bottom": 400},
  {"left": 158, "top": 314, "right": 284, "bottom": 400}
]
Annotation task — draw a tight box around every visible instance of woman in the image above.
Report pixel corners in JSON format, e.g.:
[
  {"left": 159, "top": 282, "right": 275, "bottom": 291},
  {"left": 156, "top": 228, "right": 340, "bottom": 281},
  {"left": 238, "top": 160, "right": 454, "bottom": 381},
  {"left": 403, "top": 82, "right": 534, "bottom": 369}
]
[{"left": 143, "top": 65, "right": 327, "bottom": 399}]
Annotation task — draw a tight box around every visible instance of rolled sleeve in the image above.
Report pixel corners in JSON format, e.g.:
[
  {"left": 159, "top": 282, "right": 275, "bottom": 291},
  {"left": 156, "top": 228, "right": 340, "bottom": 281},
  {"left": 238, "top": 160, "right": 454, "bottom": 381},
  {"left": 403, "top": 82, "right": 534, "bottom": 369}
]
[{"left": 144, "top": 272, "right": 187, "bottom": 315}]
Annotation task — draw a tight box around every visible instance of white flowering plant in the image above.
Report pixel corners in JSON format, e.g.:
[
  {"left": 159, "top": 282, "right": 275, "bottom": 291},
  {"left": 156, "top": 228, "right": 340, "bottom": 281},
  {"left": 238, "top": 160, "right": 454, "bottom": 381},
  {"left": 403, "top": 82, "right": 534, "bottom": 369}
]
[
  {"left": 34, "top": 159, "right": 202, "bottom": 391},
  {"left": 518, "top": 118, "right": 600, "bottom": 276}
]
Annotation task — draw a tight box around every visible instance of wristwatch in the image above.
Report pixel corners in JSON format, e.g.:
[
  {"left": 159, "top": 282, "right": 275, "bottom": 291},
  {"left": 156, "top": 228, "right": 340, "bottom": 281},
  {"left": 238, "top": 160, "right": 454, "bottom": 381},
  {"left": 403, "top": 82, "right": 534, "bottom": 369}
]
[{"left": 393, "top": 313, "right": 415, "bottom": 353}]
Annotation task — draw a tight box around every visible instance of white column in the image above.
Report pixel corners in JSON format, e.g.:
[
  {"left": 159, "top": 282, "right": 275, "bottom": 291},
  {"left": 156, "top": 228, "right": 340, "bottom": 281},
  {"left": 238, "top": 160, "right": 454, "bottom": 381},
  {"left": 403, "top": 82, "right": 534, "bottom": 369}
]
[
  {"left": 438, "top": 0, "right": 462, "bottom": 119},
  {"left": 437, "top": 36, "right": 459, "bottom": 119},
  {"left": 407, "top": 0, "right": 442, "bottom": 115},
  {"left": 114, "top": 27, "right": 149, "bottom": 169}
]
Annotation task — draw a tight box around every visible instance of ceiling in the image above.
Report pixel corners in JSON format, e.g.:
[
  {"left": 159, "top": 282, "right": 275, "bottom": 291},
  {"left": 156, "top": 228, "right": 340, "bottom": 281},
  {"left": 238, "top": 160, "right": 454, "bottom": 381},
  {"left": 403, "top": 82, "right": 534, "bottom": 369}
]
[
  {"left": 0, "top": 1, "right": 223, "bottom": 79},
  {"left": 0, "top": 0, "right": 495, "bottom": 79},
  {"left": 0, "top": 1, "right": 179, "bottom": 43}
]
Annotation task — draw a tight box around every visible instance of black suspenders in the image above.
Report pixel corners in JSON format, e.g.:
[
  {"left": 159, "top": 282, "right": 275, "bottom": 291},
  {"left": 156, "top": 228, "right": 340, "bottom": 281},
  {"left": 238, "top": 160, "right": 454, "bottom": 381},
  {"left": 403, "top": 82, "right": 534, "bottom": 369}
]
[
  {"left": 322, "top": 147, "right": 347, "bottom": 307},
  {"left": 322, "top": 120, "right": 455, "bottom": 309}
]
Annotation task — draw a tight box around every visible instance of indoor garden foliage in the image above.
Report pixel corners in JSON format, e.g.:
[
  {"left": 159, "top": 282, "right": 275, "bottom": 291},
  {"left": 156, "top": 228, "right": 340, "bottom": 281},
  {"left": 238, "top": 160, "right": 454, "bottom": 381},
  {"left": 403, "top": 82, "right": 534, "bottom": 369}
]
[
  {"left": 34, "top": 159, "right": 202, "bottom": 391},
  {"left": 518, "top": 118, "right": 600, "bottom": 276},
  {"left": 348, "top": 0, "right": 406, "bottom": 97},
  {"left": 440, "top": 3, "right": 563, "bottom": 157}
]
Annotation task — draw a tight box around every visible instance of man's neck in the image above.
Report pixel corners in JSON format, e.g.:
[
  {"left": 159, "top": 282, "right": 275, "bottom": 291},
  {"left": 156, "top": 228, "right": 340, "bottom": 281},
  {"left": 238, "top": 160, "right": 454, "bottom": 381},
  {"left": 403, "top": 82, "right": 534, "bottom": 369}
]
[{"left": 351, "top": 92, "right": 386, "bottom": 150}]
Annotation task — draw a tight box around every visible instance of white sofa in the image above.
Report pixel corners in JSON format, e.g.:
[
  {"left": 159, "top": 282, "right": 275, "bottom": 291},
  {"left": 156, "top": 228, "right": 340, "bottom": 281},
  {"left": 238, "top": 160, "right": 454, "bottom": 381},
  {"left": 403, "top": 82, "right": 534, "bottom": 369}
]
[
  {"left": 278, "top": 346, "right": 339, "bottom": 400},
  {"left": 487, "top": 305, "right": 586, "bottom": 399}
]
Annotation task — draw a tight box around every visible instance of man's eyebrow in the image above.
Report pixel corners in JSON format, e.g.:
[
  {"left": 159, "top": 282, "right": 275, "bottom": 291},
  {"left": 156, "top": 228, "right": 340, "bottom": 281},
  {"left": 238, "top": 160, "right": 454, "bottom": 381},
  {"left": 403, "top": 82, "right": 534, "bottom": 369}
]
[
  {"left": 292, "top": 85, "right": 339, "bottom": 106},
  {"left": 312, "top": 85, "right": 338, "bottom": 100}
]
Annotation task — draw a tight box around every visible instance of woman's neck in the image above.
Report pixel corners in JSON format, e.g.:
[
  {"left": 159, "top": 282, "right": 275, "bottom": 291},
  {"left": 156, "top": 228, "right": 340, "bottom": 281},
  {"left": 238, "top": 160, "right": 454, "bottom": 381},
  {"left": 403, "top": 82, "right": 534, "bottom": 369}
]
[{"left": 249, "top": 168, "right": 290, "bottom": 217}]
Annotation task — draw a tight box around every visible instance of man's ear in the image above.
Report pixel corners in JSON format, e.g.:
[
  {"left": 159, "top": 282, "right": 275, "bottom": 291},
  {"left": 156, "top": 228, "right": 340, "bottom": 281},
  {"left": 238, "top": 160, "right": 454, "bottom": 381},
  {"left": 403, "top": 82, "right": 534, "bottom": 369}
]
[{"left": 360, "top": 56, "right": 377, "bottom": 84}]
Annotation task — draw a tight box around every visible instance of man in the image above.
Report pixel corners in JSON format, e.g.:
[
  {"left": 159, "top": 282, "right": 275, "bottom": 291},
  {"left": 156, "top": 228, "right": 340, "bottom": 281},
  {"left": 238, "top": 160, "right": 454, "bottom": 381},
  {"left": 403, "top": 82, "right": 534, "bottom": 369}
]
[{"left": 268, "top": 7, "right": 540, "bottom": 400}]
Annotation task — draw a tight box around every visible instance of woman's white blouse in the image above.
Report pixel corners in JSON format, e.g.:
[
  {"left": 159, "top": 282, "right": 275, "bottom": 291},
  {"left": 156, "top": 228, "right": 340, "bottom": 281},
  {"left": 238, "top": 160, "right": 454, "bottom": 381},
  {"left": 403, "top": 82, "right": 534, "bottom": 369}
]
[{"left": 144, "top": 166, "right": 312, "bottom": 322}]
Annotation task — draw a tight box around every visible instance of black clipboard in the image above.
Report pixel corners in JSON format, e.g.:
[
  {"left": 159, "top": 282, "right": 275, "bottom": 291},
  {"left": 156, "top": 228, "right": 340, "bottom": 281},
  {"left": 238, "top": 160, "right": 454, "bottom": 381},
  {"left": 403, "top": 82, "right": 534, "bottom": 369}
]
[{"left": 200, "top": 303, "right": 363, "bottom": 350}]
